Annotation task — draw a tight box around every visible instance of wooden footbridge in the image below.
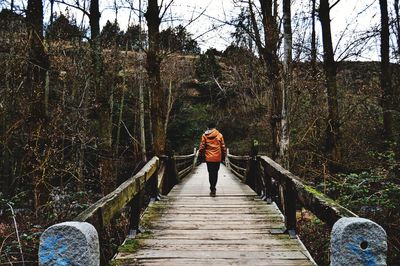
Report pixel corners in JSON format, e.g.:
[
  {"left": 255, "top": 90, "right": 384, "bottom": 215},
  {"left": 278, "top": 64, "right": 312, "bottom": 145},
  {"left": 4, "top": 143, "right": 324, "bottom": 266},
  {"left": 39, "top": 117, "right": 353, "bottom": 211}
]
[
  {"left": 38, "top": 148, "right": 388, "bottom": 266},
  {"left": 114, "top": 163, "right": 314, "bottom": 265}
]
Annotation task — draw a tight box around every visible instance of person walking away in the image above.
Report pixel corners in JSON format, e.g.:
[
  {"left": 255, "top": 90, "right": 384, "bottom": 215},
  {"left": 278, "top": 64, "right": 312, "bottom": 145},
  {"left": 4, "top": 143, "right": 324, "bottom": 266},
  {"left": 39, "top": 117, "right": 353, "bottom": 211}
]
[{"left": 198, "top": 122, "right": 226, "bottom": 197}]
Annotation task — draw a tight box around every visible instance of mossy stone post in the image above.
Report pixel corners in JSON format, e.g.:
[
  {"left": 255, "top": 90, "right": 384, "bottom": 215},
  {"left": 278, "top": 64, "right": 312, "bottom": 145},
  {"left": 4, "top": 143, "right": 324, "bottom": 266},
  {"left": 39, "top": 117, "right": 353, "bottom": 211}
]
[
  {"left": 39, "top": 222, "right": 99, "bottom": 266},
  {"left": 330, "top": 217, "right": 387, "bottom": 266}
]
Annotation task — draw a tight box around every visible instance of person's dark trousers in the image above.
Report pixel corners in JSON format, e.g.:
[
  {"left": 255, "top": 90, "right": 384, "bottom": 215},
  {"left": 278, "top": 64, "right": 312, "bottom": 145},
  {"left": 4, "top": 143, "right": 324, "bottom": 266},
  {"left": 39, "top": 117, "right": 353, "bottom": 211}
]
[{"left": 206, "top": 162, "right": 220, "bottom": 192}]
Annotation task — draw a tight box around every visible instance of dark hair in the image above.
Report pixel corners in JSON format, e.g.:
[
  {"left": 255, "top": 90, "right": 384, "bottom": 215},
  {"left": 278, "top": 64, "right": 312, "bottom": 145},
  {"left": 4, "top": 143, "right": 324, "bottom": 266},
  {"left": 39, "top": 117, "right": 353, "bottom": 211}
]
[{"left": 207, "top": 122, "right": 216, "bottom": 129}]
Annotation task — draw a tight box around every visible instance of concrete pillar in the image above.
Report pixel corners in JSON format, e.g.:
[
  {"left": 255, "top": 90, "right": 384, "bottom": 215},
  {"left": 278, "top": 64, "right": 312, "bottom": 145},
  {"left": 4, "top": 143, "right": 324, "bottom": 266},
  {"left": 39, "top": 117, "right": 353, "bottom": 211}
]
[
  {"left": 330, "top": 217, "right": 387, "bottom": 266},
  {"left": 39, "top": 221, "right": 99, "bottom": 266}
]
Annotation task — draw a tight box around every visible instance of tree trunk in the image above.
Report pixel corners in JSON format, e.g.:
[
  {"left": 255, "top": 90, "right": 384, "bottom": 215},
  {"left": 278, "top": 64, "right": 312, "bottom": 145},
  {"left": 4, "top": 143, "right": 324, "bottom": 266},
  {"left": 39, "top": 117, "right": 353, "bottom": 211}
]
[
  {"left": 248, "top": 0, "right": 266, "bottom": 65},
  {"left": 26, "top": 0, "right": 50, "bottom": 212},
  {"left": 311, "top": 0, "right": 317, "bottom": 73},
  {"left": 282, "top": 0, "right": 292, "bottom": 169},
  {"left": 139, "top": 0, "right": 147, "bottom": 162},
  {"left": 26, "top": 0, "right": 49, "bottom": 118},
  {"left": 395, "top": 0, "right": 400, "bottom": 57},
  {"left": 148, "top": 88, "right": 154, "bottom": 149},
  {"left": 139, "top": 55, "right": 147, "bottom": 161},
  {"left": 319, "top": 0, "right": 341, "bottom": 162},
  {"left": 145, "top": 0, "right": 166, "bottom": 156},
  {"left": 259, "top": 0, "right": 283, "bottom": 163},
  {"left": 90, "top": 0, "right": 114, "bottom": 194},
  {"left": 380, "top": 0, "right": 393, "bottom": 141}
]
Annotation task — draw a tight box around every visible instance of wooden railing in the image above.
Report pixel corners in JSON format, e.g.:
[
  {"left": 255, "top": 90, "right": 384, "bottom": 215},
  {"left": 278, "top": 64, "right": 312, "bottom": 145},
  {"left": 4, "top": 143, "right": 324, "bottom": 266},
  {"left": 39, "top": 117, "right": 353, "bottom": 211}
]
[
  {"left": 226, "top": 148, "right": 388, "bottom": 264},
  {"left": 39, "top": 150, "right": 198, "bottom": 265},
  {"left": 73, "top": 157, "right": 159, "bottom": 232},
  {"left": 226, "top": 148, "right": 249, "bottom": 180},
  {"left": 160, "top": 148, "right": 198, "bottom": 194},
  {"left": 226, "top": 147, "right": 357, "bottom": 236},
  {"left": 73, "top": 149, "right": 198, "bottom": 233}
]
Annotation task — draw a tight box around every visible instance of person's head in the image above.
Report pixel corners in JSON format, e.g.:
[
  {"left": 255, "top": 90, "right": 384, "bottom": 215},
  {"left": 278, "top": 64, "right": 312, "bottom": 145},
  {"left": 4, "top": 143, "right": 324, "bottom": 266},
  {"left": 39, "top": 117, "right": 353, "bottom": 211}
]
[{"left": 207, "top": 121, "right": 216, "bottom": 129}]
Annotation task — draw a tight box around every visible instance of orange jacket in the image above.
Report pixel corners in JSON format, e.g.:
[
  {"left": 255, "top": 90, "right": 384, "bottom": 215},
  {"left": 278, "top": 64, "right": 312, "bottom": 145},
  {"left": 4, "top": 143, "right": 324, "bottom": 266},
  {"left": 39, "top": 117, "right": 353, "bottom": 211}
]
[{"left": 199, "top": 129, "right": 226, "bottom": 162}]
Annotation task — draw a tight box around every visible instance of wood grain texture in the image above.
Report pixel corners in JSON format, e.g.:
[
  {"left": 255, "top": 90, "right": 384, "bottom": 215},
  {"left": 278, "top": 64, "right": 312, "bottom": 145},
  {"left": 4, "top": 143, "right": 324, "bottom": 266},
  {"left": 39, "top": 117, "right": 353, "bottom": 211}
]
[{"left": 114, "top": 163, "right": 315, "bottom": 265}]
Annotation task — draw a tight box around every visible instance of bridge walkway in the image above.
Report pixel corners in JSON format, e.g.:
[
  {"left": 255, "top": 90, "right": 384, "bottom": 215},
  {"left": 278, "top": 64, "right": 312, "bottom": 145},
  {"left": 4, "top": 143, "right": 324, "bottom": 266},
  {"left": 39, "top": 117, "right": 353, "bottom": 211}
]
[{"left": 113, "top": 163, "right": 315, "bottom": 265}]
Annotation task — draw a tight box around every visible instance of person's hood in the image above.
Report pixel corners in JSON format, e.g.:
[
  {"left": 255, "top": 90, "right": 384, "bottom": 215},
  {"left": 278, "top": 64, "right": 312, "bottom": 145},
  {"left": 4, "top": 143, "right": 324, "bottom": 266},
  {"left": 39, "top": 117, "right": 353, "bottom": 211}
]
[{"left": 204, "top": 129, "right": 219, "bottom": 139}]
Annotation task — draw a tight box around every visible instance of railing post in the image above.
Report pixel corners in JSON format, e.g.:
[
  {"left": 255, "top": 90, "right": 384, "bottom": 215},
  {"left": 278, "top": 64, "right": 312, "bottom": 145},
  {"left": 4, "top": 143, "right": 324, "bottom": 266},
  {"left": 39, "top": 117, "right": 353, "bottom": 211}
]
[
  {"left": 330, "top": 217, "right": 387, "bottom": 266},
  {"left": 149, "top": 170, "right": 159, "bottom": 201},
  {"left": 162, "top": 150, "right": 179, "bottom": 194},
  {"left": 171, "top": 151, "right": 179, "bottom": 183},
  {"left": 226, "top": 148, "right": 230, "bottom": 169},
  {"left": 39, "top": 222, "right": 100, "bottom": 266},
  {"left": 129, "top": 179, "right": 144, "bottom": 235},
  {"left": 263, "top": 164, "right": 272, "bottom": 204},
  {"left": 192, "top": 147, "right": 197, "bottom": 169},
  {"left": 283, "top": 181, "right": 297, "bottom": 237},
  {"left": 245, "top": 140, "right": 259, "bottom": 191}
]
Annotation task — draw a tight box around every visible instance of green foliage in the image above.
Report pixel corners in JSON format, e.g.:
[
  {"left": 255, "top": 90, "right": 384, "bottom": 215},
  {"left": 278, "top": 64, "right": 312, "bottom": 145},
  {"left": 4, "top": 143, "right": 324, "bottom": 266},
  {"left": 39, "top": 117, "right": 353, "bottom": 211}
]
[
  {"left": 123, "top": 24, "right": 147, "bottom": 50},
  {"left": 330, "top": 144, "right": 400, "bottom": 215},
  {"left": 230, "top": 8, "right": 253, "bottom": 49},
  {"left": 167, "top": 103, "right": 210, "bottom": 153},
  {"left": 118, "top": 239, "right": 140, "bottom": 253},
  {"left": 159, "top": 25, "right": 200, "bottom": 54},
  {"left": 332, "top": 171, "right": 400, "bottom": 213},
  {"left": 101, "top": 20, "right": 124, "bottom": 48},
  {"left": 46, "top": 13, "right": 82, "bottom": 41},
  {"left": 195, "top": 49, "right": 222, "bottom": 81}
]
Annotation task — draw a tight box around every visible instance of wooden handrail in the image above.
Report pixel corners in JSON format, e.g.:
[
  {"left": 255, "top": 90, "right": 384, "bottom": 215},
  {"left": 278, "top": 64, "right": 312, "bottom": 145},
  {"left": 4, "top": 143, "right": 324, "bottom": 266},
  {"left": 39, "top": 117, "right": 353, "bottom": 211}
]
[
  {"left": 174, "top": 153, "right": 196, "bottom": 160},
  {"left": 227, "top": 154, "right": 250, "bottom": 160},
  {"left": 259, "top": 156, "right": 357, "bottom": 227},
  {"left": 72, "top": 149, "right": 199, "bottom": 230},
  {"left": 74, "top": 157, "right": 159, "bottom": 229},
  {"left": 226, "top": 149, "right": 357, "bottom": 230}
]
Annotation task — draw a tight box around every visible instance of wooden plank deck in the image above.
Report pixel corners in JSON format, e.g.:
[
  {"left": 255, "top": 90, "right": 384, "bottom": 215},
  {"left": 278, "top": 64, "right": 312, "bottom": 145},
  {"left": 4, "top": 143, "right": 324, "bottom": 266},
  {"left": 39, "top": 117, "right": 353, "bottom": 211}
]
[{"left": 114, "top": 163, "right": 315, "bottom": 266}]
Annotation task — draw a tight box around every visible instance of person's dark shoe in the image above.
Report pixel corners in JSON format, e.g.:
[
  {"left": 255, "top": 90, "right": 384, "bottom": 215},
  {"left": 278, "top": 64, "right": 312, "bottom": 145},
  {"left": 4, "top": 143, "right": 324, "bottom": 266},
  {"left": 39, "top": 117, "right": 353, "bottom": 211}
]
[{"left": 210, "top": 190, "right": 216, "bottom": 197}]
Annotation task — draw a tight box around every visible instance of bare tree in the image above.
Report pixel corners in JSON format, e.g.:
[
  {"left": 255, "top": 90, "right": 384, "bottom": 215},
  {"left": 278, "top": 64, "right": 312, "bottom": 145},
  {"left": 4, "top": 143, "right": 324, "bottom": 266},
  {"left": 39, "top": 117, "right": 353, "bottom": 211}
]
[
  {"left": 26, "top": 0, "right": 50, "bottom": 211},
  {"left": 138, "top": 0, "right": 147, "bottom": 162},
  {"left": 311, "top": 0, "right": 317, "bottom": 73},
  {"left": 380, "top": 0, "right": 393, "bottom": 141},
  {"left": 260, "top": 0, "right": 283, "bottom": 163},
  {"left": 145, "top": 0, "right": 168, "bottom": 156},
  {"left": 89, "top": 0, "right": 115, "bottom": 193},
  {"left": 319, "top": 0, "right": 341, "bottom": 162},
  {"left": 395, "top": 0, "right": 400, "bottom": 57},
  {"left": 281, "top": 0, "right": 292, "bottom": 169}
]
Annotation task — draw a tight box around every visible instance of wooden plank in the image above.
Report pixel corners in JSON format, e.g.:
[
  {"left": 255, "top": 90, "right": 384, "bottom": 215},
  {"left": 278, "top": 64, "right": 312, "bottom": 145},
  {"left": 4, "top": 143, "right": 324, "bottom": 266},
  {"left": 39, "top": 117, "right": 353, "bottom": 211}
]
[
  {"left": 121, "top": 250, "right": 309, "bottom": 260},
  {"left": 154, "top": 215, "right": 283, "bottom": 221},
  {"left": 137, "top": 239, "right": 307, "bottom": 246},
  {"left": 114, "top": 257, "right": 314, "bottom": 266},
  {"left": 146, "top": 223, "right": 283, "bottom": 230},
  {"left": 117, "top": 258, "right": 313, "bottom": 266}
]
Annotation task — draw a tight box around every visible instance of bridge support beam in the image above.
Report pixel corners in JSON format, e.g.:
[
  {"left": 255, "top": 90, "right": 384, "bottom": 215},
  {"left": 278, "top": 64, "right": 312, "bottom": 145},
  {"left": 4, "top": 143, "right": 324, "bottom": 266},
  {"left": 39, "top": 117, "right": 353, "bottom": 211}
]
[
  {"left": 39, "top": 221, "right": 99, "bottom": 266},
  {"left": 330, "top": 217, "right": 387, "bottom": 266}
]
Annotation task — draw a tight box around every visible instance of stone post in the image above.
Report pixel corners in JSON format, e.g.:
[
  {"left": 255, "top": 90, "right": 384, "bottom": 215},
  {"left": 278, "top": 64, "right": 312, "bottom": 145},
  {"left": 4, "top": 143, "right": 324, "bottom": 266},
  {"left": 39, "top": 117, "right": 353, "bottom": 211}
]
[
  {"left": 39, "top": 222, "right": 99, "bottom": 266},
  {"left": 330, "top": 217, "right": 387, "bottom": 266}
]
